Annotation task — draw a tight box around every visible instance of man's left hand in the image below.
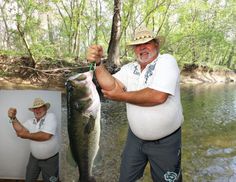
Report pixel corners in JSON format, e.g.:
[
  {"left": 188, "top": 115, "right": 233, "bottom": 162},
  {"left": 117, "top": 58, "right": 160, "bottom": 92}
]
[
  {"left": 101, "top": 81, "right": 125, "bottom": 101},
  {"left": 16, "top": 129, "right": 30, "bottom": 139}
]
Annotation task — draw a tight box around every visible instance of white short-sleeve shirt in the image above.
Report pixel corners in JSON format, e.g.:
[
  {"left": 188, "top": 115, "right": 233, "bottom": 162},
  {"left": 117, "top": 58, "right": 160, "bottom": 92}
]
[
  {"left": 113, "top": 54, "right": 184, "bottom": 140},
  {"left": 23, "top": 112, "right": 60, "bottom": 159}
]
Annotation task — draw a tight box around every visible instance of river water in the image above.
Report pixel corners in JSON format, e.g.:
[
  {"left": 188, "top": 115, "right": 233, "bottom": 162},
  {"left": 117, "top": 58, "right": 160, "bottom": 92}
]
[{"left": 60, "top": 83, "right": 236, "bottom": 182}]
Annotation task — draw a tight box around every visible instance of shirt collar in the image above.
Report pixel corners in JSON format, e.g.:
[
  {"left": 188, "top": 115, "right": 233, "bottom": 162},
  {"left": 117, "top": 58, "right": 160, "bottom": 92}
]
[
  {"left": 33, "top": 114, "right": 47, "bottom": 125},
  {"left": 133, "top": 54, "right": 160, "bottom": 73}
]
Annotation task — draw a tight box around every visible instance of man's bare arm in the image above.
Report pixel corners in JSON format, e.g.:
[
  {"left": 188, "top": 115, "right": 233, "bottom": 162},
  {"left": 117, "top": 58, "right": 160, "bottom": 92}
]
[
  {"left": 87, "top": 45, "right": 125, "bottom": 91},
  {"left": 102, "top": 84, "right": 169, "bottom": 106},
  {"left": 17, "top": 130, "right": 52, "bottom": 141}
]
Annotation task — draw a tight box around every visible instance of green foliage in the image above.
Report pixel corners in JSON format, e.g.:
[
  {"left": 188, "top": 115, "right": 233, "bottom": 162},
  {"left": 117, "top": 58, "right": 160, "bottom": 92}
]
[
  {"left": 0, "top": 0, "right": 235, "bottom": 69},
  {"left": 0, "top": 49, "right": 25, "bottom": 57},
  {"left": 30, "top": 41, "right": 57, "bottom": 60},
  {"left": 0, "top": 70, "right": 10, "bottom": 77}
]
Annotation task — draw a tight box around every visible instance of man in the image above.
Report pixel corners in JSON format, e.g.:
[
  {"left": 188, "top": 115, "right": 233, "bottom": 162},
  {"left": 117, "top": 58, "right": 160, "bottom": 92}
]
[
  {"left": 86, "top": 27, "right": 183, "bottom": 182},
  {"left": 8, "top": 98, "right": 59, "bottom": 182}
]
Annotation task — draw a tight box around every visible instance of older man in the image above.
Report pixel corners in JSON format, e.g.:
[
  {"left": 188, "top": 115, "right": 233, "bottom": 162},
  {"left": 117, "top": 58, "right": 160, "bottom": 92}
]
[
  {"left": 8, "top": 98, "right": 59, "bottom": 182},
  {"left": 87, "top": 27, "right": 183, "bottom": 182}
]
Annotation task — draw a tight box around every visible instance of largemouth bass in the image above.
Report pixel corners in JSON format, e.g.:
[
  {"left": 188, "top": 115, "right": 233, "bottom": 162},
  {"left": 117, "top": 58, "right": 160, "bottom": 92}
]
[{"left": 66, "top": 70, "right": 101, "bottom": 182}]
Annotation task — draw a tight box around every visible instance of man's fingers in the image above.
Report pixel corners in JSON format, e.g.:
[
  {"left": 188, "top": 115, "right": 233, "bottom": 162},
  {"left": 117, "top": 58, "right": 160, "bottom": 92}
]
[
  {"left": 101, "top": 89, "right": 109, "bottom": 98},
  {"left": 8, "top": 108, "right": 17, "bottom": 118},
  {"left": 96, "top": 45, "right": 104, "bottom": 57},
  {"left": 86, "top": 45, "right": 103, "bottom": 62}
]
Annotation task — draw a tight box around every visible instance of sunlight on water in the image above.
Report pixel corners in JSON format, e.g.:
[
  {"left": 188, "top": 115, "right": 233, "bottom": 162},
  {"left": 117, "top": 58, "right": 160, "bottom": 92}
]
[{"left": 181, "top": 83, "right": 236, "bottom": 182}]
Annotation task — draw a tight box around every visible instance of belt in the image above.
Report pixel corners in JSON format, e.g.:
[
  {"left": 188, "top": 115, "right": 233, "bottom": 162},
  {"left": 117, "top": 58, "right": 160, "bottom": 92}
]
[
  {"left": 47, "top": 152, "right": 59, "bottom": 159},
  {"left": 143, "top": 127, "right": 181, "bottom": 143},
  {"left": 33, "top": 152, "right": 59, "bottom": 161}
]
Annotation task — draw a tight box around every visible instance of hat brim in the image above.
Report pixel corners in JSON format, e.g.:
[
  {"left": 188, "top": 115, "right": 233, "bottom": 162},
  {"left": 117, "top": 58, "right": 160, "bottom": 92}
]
[
  {"left": 127, "top": 36, "right": 165, "bottom": 47},
  {"left": 28, "top": 103, "right": 50, "bottom": 111}
]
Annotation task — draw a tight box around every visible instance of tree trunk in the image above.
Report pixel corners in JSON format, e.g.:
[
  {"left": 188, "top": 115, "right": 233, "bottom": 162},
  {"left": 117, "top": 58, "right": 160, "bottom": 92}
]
[
  {"left": 107, "top": 0, "right": 121, "bottom": 67},
  {"left": 227, "top": 45, "right": 234, "bottom": 68},
  {"left": 47, "top": 14, "right": 54, "bottom": 44},
  {"left": 16, "top": 23, "right": 36, "bottom": 68},
  {"left": 0, "top": 2, "right": 10, "bottom": 48}
]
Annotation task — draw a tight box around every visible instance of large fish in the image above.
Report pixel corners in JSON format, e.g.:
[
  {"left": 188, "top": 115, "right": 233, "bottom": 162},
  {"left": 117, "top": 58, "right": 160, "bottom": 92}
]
[{"left": 66, "top": 70, "right": 101, "bottom": 182}]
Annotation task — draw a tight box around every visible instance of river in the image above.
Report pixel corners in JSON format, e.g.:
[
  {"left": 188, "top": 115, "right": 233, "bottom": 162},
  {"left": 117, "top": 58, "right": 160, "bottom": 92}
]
[{"left": 60, "top": 83, "right": 236, "bottom": 182}]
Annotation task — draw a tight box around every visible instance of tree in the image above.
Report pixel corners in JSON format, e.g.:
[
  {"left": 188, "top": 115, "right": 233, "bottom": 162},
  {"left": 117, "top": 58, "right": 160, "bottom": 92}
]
[
  {"left": 0, "top": 0, "right": 235, "bottom": 70},
  {"left": 107, "top": 0, "right": 121, "bottom": 66}
]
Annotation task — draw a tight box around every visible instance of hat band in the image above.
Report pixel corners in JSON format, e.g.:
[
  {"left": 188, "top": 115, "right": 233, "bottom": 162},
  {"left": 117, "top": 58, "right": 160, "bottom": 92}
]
[{"left": 134, "top": 35, "right": 154, "bottom": 40}]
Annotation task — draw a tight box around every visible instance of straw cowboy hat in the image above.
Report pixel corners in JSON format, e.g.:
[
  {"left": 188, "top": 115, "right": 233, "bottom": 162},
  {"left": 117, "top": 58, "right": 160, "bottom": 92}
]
[
  {"left": 127, "top": 26, "right": 165, "bottom": 47},
  {"left": 28, "top": 98, "right": 50, "bottom": 111}
]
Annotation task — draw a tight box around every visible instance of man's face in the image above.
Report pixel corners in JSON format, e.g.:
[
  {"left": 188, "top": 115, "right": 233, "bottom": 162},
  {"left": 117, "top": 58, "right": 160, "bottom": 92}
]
[
  {"left": 134, "top": 40, "right": 159, "bottom": 65},
  {"left": 32, "top": 105, "right": 47, "bottom": 120}
]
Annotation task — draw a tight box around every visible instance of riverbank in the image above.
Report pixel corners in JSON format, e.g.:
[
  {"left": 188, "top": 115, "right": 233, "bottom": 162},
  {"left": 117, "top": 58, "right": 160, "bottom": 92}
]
[
  {"left": 0, "top": 56, "right": 236, "bottom": 90},
  {"left": 180, "top": 69, "right": 236, "bottom": 84},
  {"left": 1, "top": 69, "right": 236, "bottom": 90}
]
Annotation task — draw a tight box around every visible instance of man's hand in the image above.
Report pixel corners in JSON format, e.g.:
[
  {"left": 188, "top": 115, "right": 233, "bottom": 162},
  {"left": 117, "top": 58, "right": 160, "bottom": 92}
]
[
  {"left": 8, "top": 108, "right": 17, "bottom": 120},
  {"left": 86, "top": 45, "right": 104, "bottom": 64},
  {"left": 101, "top": 82, "right": 125, "bottom": 101},
  {"left": 16, "top": 128, "right": 30, "bottom": 139},
  {"left": 8, "top": 108, "right": 28, "bottom": 134}
]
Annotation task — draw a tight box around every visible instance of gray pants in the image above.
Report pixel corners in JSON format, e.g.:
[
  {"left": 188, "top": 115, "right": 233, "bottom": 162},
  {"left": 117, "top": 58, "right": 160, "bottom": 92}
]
[
  {"left": 119, "top": 128, "right": 182, "bottom": 182},
  {"left": 25, "top": 153, "right": 59, "bottom": 182}
]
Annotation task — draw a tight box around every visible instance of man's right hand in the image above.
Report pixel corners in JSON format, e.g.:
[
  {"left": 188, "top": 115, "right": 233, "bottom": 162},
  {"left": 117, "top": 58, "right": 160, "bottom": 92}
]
[
  {"left": 86, "top": 45, "right": 104, "bottom": 64},
  {"left": 8, "top": 108, "right": 17, "bottom": 119},
  {"left": 8, "top": 108, "right": 26, "bottom": 134}
]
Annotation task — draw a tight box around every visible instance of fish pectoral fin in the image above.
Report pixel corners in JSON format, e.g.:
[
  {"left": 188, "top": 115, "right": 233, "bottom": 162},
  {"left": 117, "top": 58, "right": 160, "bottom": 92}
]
[
  {"left": 84, "top": 116, "right": 95, "bottom": 134},
  {"left": 73, "top": 97, "right": 92, "bottom": 111}
]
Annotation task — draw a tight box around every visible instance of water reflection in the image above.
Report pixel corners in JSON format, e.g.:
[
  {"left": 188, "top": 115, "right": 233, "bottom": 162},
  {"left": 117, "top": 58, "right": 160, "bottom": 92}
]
[
  {"left": 60, "top": 83, "right": 236, "bottom": 182},
  {"left": 182, "top": 83, "right": 236, "bottom": 181}
]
